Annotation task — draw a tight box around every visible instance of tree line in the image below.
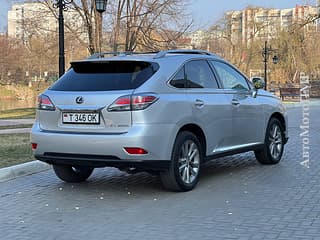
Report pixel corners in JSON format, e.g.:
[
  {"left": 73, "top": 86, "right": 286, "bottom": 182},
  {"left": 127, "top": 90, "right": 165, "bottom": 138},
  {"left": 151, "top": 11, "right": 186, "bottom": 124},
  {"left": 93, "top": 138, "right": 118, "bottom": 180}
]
[{"left": 1, "top": 1, "right": 319, "bottom": 88}]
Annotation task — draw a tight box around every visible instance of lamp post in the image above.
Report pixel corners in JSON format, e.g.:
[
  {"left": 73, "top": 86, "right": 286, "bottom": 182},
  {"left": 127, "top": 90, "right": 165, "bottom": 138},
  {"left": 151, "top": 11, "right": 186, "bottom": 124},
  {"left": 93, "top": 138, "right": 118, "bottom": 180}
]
[
  {"left": 262, "top": 41, "right": 279, "bottom": 90},
  {"left": 95, "top": 0, "right": 107, "bottom": 53},
  {"left": 53, "top": 0, "right": 73, "bottom": 77}
]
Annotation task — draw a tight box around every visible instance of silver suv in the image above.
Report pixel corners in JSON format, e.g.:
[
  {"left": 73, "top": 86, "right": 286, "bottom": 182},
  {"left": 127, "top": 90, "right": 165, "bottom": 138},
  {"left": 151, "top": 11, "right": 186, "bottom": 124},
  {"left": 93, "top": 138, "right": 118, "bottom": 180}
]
[{"left": 31, "top": 50, "right": 288, "bottom": 191}]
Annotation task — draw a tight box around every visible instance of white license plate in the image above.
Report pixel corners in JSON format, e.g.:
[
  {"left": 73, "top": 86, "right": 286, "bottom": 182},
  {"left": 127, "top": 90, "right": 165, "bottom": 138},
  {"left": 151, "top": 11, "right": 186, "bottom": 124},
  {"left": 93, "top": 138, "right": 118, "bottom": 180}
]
[{"left": 62, "top": 112, "right": 100, "bottom": 124}]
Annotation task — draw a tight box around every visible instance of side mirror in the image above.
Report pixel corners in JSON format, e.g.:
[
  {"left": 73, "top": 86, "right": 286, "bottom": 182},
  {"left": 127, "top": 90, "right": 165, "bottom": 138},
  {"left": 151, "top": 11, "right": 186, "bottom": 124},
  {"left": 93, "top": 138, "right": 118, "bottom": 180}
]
[{"left": 252, "top": 77, "right": 265, "bottom": 90}]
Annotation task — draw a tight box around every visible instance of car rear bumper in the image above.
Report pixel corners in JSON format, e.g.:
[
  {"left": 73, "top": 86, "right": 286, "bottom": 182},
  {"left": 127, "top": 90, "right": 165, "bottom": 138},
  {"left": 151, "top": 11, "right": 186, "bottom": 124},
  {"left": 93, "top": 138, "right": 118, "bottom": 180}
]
[
  {"left": 35, "top": 152, "right": 170, "bottom": 170},
  {"left": 31, "top": 121, "right": 176, "bottom": 164}
]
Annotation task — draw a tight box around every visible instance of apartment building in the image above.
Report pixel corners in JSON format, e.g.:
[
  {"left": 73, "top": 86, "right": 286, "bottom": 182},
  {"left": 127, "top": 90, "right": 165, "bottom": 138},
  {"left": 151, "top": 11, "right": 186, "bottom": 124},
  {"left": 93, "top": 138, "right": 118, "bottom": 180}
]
[
  {"left": 226, "top": 3, "right": 320, "bottom": 45},
  {"left": 8, "top": 2, "right": 86, "bottom": 43}
]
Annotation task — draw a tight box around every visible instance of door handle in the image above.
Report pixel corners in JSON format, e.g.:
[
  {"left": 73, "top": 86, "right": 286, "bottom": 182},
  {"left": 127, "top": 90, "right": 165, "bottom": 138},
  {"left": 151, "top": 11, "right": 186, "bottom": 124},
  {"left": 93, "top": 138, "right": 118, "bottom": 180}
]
[
  {"left": 231, "top": 99, "right": 240, "bottom": 106},
  {"left": 194, "top": 99, "right": 204, "bottom": 108}
]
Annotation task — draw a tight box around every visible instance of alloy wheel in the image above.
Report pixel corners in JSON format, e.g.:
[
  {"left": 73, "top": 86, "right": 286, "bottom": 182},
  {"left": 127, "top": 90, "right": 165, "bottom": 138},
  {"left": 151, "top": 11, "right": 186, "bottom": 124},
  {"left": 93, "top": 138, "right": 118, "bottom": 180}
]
[
  {"left": 268, "top": 124, "right": 283, "bottom": 160},
  {"left": 178, "top": 140, "right": 200, "bottom": 184}
]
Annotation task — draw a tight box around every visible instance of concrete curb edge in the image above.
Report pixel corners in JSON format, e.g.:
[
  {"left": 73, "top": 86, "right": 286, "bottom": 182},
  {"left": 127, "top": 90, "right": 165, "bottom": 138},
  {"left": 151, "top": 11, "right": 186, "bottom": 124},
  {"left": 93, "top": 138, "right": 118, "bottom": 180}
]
[{"left": 0, "top": 160, "right": 51, "bottom": 183}]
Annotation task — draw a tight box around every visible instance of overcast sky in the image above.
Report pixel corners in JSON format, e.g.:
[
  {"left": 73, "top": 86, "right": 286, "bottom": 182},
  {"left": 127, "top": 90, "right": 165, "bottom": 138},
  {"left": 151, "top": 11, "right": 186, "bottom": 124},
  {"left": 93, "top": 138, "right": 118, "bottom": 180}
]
[{"left": 0, "top": 0, "right": 317, "bottom": 32}]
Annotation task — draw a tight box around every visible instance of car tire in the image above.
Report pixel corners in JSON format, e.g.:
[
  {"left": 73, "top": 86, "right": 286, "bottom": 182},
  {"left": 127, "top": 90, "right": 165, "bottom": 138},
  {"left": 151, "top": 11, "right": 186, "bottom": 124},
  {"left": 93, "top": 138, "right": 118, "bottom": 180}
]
[
  {"left": 160, "top": 131, "right": 202, "bottom": 191},
  {"left": 255, "top": 118, "right": 285, "bottom": 165},
  {"left": 53, "top": 164, "right": 94, "bottom": 183}
]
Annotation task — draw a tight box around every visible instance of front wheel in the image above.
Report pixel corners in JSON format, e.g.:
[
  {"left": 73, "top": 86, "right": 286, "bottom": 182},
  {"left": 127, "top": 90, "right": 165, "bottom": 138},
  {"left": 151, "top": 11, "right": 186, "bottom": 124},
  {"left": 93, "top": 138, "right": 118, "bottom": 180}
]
[
  {"left": 53, "top": 164, "right": 94, "bottom": 183},
  {"left": 160, "top": 131, "right": 202, "bottom": 191},
  {"left": 255, "top": 118, "right": 285, "bottom": 164}
]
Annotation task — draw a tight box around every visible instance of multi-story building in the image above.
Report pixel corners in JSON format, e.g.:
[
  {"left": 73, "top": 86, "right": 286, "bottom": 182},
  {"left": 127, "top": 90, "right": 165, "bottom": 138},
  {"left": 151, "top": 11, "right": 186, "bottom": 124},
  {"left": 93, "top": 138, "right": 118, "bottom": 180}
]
[
  {"left": 190, "top": 30, "right": 207, "bottom": 48},
  {"left": 8, "top": 2, "right": 86, "bottom": 43},
  {"left": 189, "top": 30, "right": 223, "bottom": 49},
  {"left": 226, "top": 3, "right": 320, "bottom": 45}
]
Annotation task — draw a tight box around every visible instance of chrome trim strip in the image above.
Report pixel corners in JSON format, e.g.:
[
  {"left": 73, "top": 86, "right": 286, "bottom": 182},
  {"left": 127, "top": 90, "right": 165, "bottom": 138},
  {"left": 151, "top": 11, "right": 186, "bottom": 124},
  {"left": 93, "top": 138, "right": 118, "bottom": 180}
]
[
  {"left": 212, "top": 142, "right": 263, "bottom": 154},
  {"left": 57, "top": 106, "right": 105, "bottom": 112}
]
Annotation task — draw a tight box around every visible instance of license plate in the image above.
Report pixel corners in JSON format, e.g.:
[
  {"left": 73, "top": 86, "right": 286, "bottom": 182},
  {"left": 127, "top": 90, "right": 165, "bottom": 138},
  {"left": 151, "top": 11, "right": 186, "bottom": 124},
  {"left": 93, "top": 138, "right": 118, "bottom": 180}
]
[{"left": 62, "top": 112, "right": 100, "bottom": 124}]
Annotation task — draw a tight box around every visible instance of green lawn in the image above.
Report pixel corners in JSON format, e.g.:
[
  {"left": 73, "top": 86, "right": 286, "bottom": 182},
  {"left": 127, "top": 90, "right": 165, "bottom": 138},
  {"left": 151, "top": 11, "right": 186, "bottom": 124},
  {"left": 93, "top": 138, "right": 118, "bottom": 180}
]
[
  {"left": 0, "top": 108, "right": 36, "bottom": 119},
  {"left": 0, "top": 133, "right": 34, "bottom": 168}
]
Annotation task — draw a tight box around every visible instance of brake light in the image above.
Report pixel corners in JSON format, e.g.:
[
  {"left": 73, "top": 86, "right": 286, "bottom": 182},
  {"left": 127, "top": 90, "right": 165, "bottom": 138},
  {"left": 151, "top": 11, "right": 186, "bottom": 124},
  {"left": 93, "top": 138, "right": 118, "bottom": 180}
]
[
  {"left": 38, "top": 94, "right": 55, "bottom": 111},
  {"left": 107, "top": 93, "right": 158, "bottom": 112},
  {"left": 124, "top": 147, "right": 148, "bottom": 155}
]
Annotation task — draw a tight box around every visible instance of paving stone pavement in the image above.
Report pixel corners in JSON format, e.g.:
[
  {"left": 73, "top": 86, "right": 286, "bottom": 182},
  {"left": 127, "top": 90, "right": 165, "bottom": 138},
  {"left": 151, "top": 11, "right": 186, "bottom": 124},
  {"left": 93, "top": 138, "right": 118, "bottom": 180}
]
[{"left": 0, "top": 106, "right": 319, "bottom": 240}]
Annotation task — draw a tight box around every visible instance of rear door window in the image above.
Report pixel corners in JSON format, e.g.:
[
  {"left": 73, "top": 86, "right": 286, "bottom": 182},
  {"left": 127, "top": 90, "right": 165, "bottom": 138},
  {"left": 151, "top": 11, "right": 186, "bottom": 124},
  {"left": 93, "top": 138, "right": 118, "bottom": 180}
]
[{"left": 50, "top": 61, "right": 159, "bottom": 91}]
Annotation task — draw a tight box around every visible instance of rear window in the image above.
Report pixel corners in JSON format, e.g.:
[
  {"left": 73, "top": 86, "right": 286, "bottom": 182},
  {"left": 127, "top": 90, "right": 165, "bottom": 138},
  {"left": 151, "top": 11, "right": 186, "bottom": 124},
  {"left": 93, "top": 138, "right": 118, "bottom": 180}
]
[{"left": 49, "top": 61, "right": 159, "bottom": 91}]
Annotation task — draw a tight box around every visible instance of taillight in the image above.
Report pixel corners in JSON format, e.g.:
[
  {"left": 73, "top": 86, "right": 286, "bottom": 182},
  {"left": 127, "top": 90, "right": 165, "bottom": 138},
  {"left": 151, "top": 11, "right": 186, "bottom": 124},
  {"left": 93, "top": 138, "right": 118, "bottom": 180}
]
[
  {"left": 38, "top": 94, "right": 55, "bottom": 111},
  {"left": 107, "top": 93, "right": 158, "bottom": 112},
  {"left": 124, "top": 147, "right": 148, "bottom": 155},
  {"left": 107, "top": 96, "right": 131, "bottom": 111}
]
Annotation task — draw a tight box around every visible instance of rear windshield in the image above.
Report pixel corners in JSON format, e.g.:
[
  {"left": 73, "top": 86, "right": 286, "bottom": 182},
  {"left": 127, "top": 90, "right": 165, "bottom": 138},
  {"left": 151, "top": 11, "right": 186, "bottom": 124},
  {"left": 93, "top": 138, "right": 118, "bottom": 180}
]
[{"left": 49, "top": 61, "right": 159, "bottom": 91}]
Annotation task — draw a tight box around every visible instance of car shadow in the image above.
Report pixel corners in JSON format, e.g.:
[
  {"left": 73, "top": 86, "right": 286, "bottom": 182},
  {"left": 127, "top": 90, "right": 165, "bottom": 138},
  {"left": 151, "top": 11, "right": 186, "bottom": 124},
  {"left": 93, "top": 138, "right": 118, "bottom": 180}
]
[{"left": 53, "top": 152, "right": 261, "bottom": 195}]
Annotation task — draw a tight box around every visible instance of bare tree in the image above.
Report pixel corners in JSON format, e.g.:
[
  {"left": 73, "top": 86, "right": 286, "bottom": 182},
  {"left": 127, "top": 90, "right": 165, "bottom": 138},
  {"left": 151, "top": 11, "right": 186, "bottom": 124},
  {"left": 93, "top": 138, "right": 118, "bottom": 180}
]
[
  {"left": 39, "top": 0, "right": 101, "bottom": 54},
  {"left": 109, "top": 0, "right": 192, "bottom": 52},
  {"left": 0, "top": 35, "right": 27, "bottom": 85}
]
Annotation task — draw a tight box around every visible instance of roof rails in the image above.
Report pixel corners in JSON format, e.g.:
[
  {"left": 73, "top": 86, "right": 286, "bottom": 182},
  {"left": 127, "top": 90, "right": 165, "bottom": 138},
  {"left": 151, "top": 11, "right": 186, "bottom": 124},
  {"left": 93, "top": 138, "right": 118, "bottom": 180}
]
[
  {"left": 88, "top": 52, "right": 131, "bottom": 59},
  {"left": 87, "top": 50, "right": 216, "bottom": 59},
  {"left": 87, "top": 51, "right": 157, "bottom": 59},
  {"left": 154, "top": 49, "right": 215, "bottom": 59}
]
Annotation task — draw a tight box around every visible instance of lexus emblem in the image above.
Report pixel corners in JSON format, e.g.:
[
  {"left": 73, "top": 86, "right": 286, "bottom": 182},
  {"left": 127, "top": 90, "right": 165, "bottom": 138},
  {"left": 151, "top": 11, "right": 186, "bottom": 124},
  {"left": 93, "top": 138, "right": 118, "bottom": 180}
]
[{"left": 76, "top": 96, "right": 84, "bottom": 104}]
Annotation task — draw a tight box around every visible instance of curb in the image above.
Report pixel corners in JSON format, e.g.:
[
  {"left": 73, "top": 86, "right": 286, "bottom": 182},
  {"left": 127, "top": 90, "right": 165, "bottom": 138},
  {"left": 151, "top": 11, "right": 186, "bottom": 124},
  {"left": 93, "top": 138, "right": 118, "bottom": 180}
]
[
  {"left": 0, "top": 160, "right": 51, "bottom": 183},
  {"left": 0, "top": 128, "right": 31, "bottom": 135}
]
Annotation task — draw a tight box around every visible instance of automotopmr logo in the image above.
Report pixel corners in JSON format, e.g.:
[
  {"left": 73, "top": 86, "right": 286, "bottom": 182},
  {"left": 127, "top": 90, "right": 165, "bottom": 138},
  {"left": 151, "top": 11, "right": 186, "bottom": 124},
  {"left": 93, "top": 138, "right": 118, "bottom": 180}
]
[{"left": 299, "top": 72, "right": 310, "bottom": 168}]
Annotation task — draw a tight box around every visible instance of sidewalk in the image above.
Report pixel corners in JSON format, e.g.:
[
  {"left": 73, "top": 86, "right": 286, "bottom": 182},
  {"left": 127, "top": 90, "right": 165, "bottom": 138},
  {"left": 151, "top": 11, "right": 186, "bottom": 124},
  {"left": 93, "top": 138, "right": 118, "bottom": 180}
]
[
  {"left": 0, "top": 118, "right": 34, "bottom": 134},
  {"left": 0, "top": 128, "right": 32, "bottom": 134},
  {"left": 284, "top": 98, "right": 320, "bottom": 108},
  {"left": 0, "top": 118, "right": 34, "bottom": 126}
]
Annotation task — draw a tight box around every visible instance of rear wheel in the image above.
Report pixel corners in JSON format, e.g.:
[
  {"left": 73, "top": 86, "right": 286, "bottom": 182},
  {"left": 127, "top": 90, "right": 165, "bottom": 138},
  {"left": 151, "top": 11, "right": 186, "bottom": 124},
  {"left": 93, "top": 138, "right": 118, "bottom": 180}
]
[
  {"left": 53, "top": 164, "right": 94, "bottom": 183},
  {"left": 255, "top": 118, "right": 285, "bottom": 164},
  {"left": 160, "top": 131, "right": 202, "bottom": 191}
]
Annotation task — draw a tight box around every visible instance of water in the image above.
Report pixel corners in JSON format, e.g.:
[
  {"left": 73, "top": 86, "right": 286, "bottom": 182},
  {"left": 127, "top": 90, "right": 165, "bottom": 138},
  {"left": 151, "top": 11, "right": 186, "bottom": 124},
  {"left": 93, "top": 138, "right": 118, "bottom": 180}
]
[{"left": 0, "top": 98, "right": 37, "bottom": 110}]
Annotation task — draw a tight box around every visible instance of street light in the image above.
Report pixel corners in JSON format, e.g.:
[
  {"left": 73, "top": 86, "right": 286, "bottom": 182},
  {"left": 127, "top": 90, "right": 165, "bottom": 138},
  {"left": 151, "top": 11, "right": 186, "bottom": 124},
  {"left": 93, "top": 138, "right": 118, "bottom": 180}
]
[
  {"left": 272, "top": 55, "right": 279, "bottom": 64},
  {"left": 95, "top": 0, "right": 107, "bottom": 53},
  {"left": 262, "top": 41, "right": 279, "bottom": 90},
  {"left": 53, "top": 0, "right": 73, "bottom": 77},
  {"left": 95, "top": 0, "right": 107, "bottom": 13}
]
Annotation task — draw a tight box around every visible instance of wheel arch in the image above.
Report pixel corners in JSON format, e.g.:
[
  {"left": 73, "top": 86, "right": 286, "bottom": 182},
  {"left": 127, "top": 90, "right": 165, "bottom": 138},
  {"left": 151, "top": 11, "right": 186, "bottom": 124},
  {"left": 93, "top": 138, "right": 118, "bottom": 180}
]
[
  {"left": 270, "top": 112, "right": 286, "bottom": 132},
  {"left": 177, "top": 124, "right": 207, "bottom": 157}
]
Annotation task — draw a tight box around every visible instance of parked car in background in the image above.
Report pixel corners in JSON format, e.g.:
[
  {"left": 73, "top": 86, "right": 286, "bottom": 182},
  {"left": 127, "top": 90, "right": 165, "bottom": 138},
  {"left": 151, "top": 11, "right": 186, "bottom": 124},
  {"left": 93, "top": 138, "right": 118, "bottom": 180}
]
[{"left": 31, "top": 50, "right": 288, "bottom": 191}]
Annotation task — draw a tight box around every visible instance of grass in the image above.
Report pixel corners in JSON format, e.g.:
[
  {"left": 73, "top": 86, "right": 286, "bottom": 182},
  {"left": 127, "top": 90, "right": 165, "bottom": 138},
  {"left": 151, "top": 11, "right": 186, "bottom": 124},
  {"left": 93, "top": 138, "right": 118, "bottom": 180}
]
[
  {"left": 0, "top": 108, "right": 36, "bottom": 119},
  {"left": 0, "top": 124, "right": 33, "bottom": 130},
  {"left": 0, "top": 133, "right": 34, "bottom": 168},
  {"left": 0, "top": 87, "right": 15, "bottom": 97}
]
